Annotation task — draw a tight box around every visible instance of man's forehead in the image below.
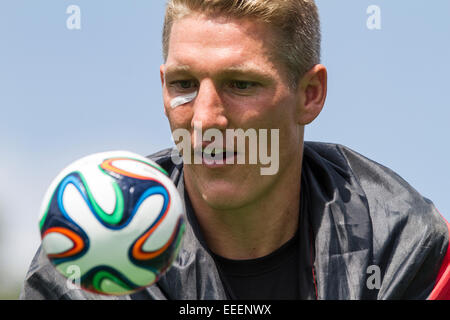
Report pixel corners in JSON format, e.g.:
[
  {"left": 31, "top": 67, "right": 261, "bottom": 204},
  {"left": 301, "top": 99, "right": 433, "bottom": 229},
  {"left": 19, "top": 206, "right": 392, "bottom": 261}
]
[
  {"left": 167, "top": 29, "right": 277, "bottom": 72},
  {"left": 168, "top": 13, "right": 276, "bottom": 53},
  {"left": 164, "top": 14, "right": 287, "bottom": 82},
  {"left": 171, "top": 12, "right": 270, "bottom": 36}
]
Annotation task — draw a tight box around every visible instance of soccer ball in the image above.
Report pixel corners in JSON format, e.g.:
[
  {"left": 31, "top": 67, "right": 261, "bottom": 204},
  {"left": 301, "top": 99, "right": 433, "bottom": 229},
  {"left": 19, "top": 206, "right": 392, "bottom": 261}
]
[{"left": 38, "top": 151, "right": 185, "bottom": 295}]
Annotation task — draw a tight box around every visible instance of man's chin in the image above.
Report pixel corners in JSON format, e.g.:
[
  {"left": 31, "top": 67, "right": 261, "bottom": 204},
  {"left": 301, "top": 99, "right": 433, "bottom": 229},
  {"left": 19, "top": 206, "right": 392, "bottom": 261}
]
[
  {"left": 200, "top": 193, "right": 249, "bottom": 212},
  {"left": 197, "top": 180, "right": 259, "bottom": 211},
  {"left": 184, "top": 165, "right": 268, "bottom": 211}
]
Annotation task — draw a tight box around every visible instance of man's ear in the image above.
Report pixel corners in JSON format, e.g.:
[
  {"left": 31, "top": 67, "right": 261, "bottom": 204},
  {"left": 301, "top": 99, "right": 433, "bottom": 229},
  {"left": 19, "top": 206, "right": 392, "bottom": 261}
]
[
  {"left": 296, "top": 64, "right": 327, "bottom": 125},
  {"left": 160, "top": 64, "right": 165, "bottom": 87},
  {"left": 160, "top": 64, "right": 168, "bottom": 117}
]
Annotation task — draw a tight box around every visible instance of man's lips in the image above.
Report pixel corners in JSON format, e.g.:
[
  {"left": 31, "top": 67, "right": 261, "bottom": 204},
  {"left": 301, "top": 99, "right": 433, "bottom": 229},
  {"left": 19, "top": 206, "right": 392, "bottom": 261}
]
[{"left": 192, "top": 148, "right": 239, "bottom": 166}]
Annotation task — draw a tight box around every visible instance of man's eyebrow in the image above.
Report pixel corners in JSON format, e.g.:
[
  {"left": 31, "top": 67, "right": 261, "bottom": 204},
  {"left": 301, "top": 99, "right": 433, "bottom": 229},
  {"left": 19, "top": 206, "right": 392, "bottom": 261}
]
[
  {"left": 164, "top": 64, "right": 274, "bottom": 83},
  {"left": 164, "top": 65, "right": 192, "bottom": 76},
  {"left": 221, "top": 65, "right": 274, "bottom": 83}
]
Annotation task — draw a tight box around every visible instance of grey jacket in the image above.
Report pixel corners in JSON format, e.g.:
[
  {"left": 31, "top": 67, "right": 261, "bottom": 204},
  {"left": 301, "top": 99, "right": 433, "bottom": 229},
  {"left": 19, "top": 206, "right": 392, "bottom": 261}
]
[{"left": 20, "top": 142, "right": 450, "bottom": 300}]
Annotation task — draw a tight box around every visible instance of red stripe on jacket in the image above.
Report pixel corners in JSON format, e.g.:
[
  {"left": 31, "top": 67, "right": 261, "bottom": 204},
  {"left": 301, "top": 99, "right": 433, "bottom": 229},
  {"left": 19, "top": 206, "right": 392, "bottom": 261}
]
[{"left": 428, "top": 212, "right": 450, "bottom": 300}]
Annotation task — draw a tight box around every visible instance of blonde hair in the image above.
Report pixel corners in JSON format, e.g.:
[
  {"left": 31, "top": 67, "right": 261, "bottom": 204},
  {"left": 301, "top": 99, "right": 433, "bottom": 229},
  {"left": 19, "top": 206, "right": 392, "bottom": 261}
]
[{"left": 162, "top": 0, "right": 321, "bottom": 86}]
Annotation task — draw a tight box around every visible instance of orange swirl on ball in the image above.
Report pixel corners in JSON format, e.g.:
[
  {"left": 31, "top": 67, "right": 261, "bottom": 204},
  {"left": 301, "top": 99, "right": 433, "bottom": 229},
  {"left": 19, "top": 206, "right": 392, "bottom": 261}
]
[
  {"left": 100, "top": 158, "right": 163, "bottom": 180},
  {"left": 131, "top": 204, "right": 180, "bottom": 261},
  {"left": 42, "top": 227, "right": 85, "bottom": 258}
]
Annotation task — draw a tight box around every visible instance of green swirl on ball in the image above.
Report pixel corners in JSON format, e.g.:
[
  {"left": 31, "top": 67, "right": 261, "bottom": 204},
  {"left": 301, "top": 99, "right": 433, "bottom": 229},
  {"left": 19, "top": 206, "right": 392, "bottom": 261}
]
[{"left": 78, "top": 171, "right": 125, "bottom": 226}]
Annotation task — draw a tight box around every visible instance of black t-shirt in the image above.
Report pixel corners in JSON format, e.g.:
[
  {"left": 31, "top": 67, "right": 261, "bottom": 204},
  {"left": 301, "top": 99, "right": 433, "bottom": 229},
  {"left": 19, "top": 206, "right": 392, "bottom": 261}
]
[
  {"left": 182, "top": 170, "right": 317, "bottom": 300},
  {"left": 208, "top": 179, "right": 311, "bottom": 300},
  {"left": 212, "top": 230, "right": 300, "bottom": 300}
]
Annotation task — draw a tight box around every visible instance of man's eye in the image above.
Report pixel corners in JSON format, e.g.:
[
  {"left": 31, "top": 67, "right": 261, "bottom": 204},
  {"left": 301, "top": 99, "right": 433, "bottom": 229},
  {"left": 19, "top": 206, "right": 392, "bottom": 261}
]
[
  {"left": 179, "top": 80, "right": 193, "bottom": 89},
  {"left": 171, "top": 80, "right": 197, "bottom": 90},
  {"left": 230, "top": 81, "right": 256, "bottom": 90}
]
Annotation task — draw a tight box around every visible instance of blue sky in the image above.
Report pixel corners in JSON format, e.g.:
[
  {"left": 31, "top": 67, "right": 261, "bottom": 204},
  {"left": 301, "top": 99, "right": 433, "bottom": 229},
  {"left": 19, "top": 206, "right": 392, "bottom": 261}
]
[{"left": 0, "top": 0, "right": 449, "bottom": 296}]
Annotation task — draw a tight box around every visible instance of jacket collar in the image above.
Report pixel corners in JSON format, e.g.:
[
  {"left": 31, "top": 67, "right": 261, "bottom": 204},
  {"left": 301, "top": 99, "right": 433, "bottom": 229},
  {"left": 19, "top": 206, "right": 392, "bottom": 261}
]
[{"left": 156, "top": 142, "right": 374, "bottom": 300}]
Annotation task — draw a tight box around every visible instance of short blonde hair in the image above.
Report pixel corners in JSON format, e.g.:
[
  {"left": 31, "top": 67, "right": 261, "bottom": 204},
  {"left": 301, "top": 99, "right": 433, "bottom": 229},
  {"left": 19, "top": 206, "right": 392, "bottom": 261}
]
[{"left": 162, "top": 0, "right": 321, "bottom": 86}]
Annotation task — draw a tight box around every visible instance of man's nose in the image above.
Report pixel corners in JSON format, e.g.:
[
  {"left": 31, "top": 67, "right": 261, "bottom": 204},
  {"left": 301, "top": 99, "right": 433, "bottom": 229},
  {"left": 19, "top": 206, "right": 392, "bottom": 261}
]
[{"left": 191, "top": 80, "right": 228, "bottom": 132}]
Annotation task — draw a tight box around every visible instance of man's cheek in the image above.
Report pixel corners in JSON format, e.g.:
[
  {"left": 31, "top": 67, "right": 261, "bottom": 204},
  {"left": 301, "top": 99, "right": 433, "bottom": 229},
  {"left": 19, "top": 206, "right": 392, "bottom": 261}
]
[{"left": 167, "top": 110, "right": 193, "bottom": 131}]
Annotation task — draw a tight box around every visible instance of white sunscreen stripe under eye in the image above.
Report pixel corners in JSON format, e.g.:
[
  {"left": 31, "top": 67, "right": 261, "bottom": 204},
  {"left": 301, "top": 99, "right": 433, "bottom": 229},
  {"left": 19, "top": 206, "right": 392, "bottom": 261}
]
[{"left": 170, "top": 91, "right": 198, "bottom": 109}]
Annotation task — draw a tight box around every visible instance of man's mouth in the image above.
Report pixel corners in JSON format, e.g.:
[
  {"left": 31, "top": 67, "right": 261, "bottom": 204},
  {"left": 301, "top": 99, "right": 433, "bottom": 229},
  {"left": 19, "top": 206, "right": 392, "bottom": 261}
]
[{"left": 194, "top": 148, "right": 239, "bottom": 166}]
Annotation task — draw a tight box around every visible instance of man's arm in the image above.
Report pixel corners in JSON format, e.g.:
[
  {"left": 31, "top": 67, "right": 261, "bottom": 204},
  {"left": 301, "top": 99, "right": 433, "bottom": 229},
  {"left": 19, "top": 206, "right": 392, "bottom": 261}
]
[{"left": 334, "top": 143, "right": 450, "bottom": 299}]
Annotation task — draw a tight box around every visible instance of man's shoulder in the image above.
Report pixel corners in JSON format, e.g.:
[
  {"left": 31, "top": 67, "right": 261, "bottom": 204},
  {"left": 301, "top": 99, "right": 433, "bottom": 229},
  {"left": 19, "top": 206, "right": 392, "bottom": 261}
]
[
  {"left": 304, "top": 140, "right": 448, "bottom": 252},
  {"left": 305, "top": 141, "right": 425, "bottom": 201},
  {"left": 147, "top": 147, "right": 174, "bottom": 161},
  {"left": 146, "top": 148, "right": 183, "bottom": 182},
  {"left": 304, "top": 141, "right": 397, "bottom": 177},
  {"left": 146, "top": 147, "right": 175, "bottom": 167},
  {"left": 304, "top": 140, "right": 444, "bottom": 222},
  {"left": 304, "top": 141, "right": 449, "bottom": 299}
]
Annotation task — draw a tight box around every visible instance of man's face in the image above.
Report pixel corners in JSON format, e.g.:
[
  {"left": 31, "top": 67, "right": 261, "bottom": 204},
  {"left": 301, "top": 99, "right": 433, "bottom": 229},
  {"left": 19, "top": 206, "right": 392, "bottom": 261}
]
[{"left": 161, "top": 13, "right": 304, "bottom": 210}]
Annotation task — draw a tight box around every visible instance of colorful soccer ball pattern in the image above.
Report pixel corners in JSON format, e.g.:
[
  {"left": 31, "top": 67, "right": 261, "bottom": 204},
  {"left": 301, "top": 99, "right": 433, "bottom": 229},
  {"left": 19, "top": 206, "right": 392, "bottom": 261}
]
[{"left": 38, "top": 151, "right": 185, "bottom": 295}]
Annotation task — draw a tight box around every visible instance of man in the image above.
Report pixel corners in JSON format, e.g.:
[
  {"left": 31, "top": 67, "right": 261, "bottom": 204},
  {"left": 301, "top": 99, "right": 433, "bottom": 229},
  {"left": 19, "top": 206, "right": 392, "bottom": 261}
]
[{"left": 21, "top": 0, "right": 450, "bottom": 300}]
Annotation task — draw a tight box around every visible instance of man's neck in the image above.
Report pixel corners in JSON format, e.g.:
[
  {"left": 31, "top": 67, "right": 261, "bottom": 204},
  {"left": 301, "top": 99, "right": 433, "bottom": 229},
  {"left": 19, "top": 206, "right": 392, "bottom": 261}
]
[{"left": 184, "top": 159, "right": 303, "bottom": 260}]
